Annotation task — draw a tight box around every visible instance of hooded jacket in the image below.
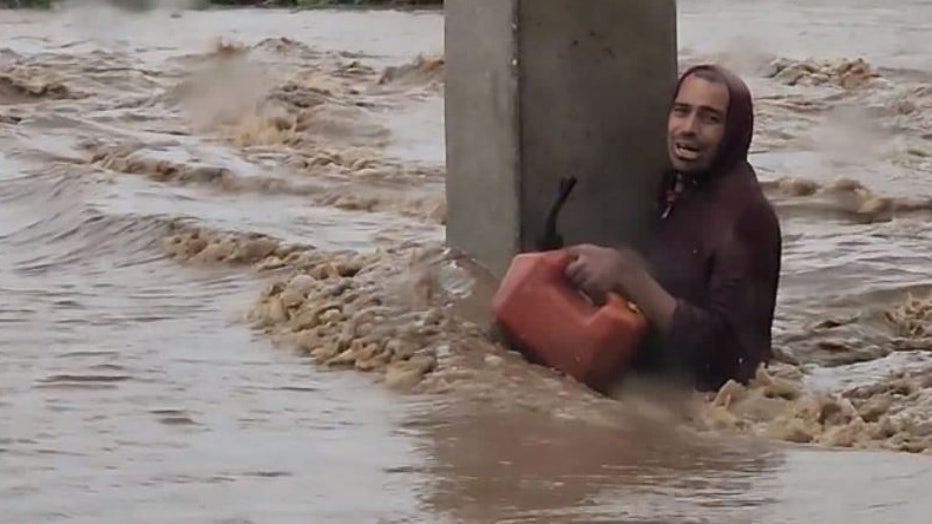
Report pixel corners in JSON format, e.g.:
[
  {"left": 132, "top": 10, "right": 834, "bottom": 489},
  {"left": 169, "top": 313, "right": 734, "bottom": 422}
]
[{"left": 637, "top": 65, "right": 782, "bottom": 392}]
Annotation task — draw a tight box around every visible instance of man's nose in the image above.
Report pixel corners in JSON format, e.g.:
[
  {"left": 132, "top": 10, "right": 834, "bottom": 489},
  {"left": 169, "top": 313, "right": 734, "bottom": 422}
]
[{"left": 681, "top": 112, "right": 700, "bottom": 133}]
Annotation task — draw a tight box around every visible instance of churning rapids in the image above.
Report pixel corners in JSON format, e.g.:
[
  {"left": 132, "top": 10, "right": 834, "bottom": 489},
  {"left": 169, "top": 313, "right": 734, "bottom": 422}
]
[{"left": 2, "top": 1, "right": 931, "bottom": 522}]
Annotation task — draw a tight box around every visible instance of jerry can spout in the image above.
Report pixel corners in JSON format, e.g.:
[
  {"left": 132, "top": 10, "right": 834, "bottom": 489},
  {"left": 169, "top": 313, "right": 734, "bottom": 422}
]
[{"left": 535, "top": 176, "right": 577, "bottom": 251}]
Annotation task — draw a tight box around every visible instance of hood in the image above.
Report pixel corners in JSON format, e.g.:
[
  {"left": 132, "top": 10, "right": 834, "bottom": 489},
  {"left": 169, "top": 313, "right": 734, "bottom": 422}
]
[{"left": 672, "top": 64, "right": 754, "bottom": 177}]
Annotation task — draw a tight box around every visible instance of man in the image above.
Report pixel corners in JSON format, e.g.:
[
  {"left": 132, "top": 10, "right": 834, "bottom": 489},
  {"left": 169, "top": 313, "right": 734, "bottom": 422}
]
[{"left": 564, "top": 65, "right": 782, "bottom": 392}]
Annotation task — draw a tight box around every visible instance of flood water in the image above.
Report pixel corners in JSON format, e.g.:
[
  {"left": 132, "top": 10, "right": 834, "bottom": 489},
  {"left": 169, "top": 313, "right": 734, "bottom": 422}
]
[{"left": 2, "top": 1, "right": 932, "bottom": 523}]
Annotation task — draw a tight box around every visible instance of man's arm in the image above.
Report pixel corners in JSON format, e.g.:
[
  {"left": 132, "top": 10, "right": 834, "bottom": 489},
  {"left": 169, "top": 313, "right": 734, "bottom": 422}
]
[
  {"left": 614, "top": 217, "right": 777, "bottom": 376},
  {"left": 612, "top": 263, "right": 678, "bottom": 334}
]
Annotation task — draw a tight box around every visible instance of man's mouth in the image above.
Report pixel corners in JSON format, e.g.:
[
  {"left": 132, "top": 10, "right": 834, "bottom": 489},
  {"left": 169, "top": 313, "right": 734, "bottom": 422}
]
[{"left": 673, "top": 140, "right": 702, "bottom": 161}]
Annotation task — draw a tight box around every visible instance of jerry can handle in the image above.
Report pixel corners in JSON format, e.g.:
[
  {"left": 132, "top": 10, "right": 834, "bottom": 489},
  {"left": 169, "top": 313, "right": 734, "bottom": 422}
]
[{"left": 551, "top": 250, "right": 638, "bottom": 314}]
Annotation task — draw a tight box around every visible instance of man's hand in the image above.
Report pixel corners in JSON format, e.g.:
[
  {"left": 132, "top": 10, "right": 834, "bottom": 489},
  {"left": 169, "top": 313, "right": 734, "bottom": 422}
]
[
  {"left": 565, "top": 243, "right": 677, "bottom": 333},
  {"left": 564, "top": 244, "right": 647, "bottom": 305}
]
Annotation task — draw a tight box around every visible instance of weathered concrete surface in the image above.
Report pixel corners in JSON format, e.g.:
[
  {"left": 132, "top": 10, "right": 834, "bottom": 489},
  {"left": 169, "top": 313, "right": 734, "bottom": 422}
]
[
  {"left": 443, "top": 0, "right": 520, "bottom": 280},
  {"left": 444, "top": 0, "right": 678, "bottom": 279}
]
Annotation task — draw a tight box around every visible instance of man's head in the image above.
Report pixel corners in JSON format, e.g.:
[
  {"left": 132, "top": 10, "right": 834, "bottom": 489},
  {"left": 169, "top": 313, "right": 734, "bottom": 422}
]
[{"left": 666, "top": 65, "right": 753, "bottom": 176}]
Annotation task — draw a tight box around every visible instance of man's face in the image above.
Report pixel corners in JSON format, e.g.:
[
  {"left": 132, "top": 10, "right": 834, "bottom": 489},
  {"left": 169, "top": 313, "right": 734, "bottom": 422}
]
[{"left": 667, "top": 74, "right": 730, "bottom": 174}]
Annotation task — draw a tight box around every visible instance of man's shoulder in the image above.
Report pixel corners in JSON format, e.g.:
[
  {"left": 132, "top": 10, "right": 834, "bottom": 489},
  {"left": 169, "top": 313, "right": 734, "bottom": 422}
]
[
  {"left": 736, "top": 197, "right": 780, "bottom": 238},
  {"left": 717, "top": 170, "right": 781, "bottom": 244}
]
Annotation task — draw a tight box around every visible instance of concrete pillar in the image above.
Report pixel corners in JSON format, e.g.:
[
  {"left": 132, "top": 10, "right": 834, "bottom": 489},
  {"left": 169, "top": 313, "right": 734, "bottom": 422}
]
[{"left": 444, "top": 0, "right": 678, "bottom": 279}]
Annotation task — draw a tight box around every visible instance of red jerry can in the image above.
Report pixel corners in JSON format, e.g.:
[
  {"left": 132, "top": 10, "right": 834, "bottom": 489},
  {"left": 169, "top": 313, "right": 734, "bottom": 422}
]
[{"left": 491, "top": 249, "right": 648, "bottom": 392}]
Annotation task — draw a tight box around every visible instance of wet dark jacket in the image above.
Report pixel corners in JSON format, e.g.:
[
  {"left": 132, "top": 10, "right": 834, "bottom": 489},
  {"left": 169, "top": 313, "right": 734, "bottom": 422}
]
[{"left": 636, "top": 65, "right": 782, "bottom": 392}]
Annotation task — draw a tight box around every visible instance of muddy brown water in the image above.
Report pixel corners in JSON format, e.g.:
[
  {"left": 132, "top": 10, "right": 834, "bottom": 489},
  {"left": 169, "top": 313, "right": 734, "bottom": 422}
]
[{"left": 2, "top": 1, "right": 932, "bottom": 523}]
